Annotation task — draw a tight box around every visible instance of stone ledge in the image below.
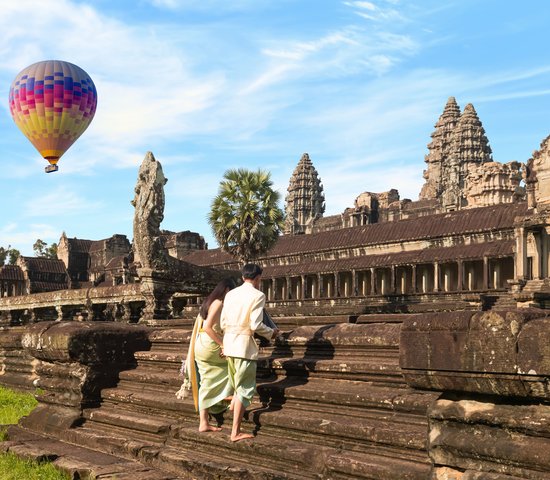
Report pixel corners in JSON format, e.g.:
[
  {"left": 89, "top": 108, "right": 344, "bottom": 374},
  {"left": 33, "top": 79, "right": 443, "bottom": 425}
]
[{"left": 400, "top": 309, "right": 550, "bottom": 399}]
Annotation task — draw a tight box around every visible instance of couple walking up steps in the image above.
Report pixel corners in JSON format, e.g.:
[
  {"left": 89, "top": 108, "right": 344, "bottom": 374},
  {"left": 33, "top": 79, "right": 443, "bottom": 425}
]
[{"left": 180, "top": 263, "right": 279, "bottom": 442}]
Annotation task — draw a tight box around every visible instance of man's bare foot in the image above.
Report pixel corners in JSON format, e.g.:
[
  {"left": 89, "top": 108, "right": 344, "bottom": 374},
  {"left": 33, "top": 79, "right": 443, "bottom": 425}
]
[
  {"left": 199, "top": 424, "right": 222, "bottom": 432},
  {"left": 231, "top": 432, "right": 254, "bottom": 442}
]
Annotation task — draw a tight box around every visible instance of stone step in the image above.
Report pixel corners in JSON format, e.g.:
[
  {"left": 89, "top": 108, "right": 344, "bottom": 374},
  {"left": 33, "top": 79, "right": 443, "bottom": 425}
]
[
  {"left": 5, "top": 425, "right": 179, "bottom": 480},
  {"left": 168, "top": 418, "right": 335, "bottom": 477},
  {"left": 171, "top": 417, "right": 430, "bottom": 479},
  {"left": 256, "top": 377, "right": 439, "bottom": 414},
  {"left": 119, "top": 365, "right": 183, "bottom": 387},
  {"left": 60, "top": 420, "right": 309, "bottom": 479},
  {"left": 260, "top": 355, "right": 403, "bottom": 382},
  {"left": 97, "top": 386, "right": 429, "bottom": 453},
  {"left": 83, "top": 407, "right": 176, "bottom": 435},
  {"left": 115, "top": 370, "right": 429, "bottom": 413},
  {"left": 156, "top": 444, "right": 304, "bottom": 480},
  {"left": 268, "top": 314, "right": 355, "bottom": 327},
  {"left": 325, "top": 450, "right": 431, "bottom": 480},
  {"left": 105, "top": 374, "right": 428, "bottom": 420},
  {"left": 356, "top": 313, "right": 419, "bottom": 323},
  {"left": 239, "top": 403, "right": 429, "bottom": 452}
]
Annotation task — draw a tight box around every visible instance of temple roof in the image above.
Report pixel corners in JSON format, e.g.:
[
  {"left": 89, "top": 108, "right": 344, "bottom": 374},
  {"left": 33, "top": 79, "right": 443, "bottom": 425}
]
[
  {"left": 260, "top": 241, "right": 514, "bottom": 278},
  {"left": 19, "top": 256, "right": 68, "bottom": 274},
  {"left": 66, "top": 238, "right": 94, "bottom": 253},
  {"left": 184, "top": 202, "right": 527, "bottom": 267},
  {"left": 0, "top": 265, "right": 25, "bottom": 281}
]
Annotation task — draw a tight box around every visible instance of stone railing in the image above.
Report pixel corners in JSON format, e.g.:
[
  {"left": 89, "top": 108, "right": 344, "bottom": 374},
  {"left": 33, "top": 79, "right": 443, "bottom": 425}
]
[{"left": 0, "top": 284, "right": 144, "bottom": 324}]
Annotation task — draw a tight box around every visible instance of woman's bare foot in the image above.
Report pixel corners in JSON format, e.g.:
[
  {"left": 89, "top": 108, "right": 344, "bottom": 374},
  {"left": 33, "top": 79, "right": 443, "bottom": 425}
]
[
  {"left": 199, "top": 424, "right": 222, "bottom": 432},
  {"left": 231, "top": 432, "right": 254, "bottom": 442}
]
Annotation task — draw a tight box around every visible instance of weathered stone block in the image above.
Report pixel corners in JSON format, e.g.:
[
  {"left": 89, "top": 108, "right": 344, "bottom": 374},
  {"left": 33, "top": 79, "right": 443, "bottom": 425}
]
[{"left": 401, "top": 309, "right": 550, "bottom": 399}]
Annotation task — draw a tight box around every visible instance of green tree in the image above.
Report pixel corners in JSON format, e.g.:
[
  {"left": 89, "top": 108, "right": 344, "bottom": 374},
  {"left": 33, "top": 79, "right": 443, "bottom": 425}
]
[
  {"left": 0, "top": 246, "right": 20, "bottom": 265},
  {"left": 45, "top": 242, "right": 58, "bottom": 259},
  {"left": 32, "top": 239, "right": 57, "bottom": 259},
  {"left": 7, "top": 249, "right": 20, "bottom": 265},
  {"left": 0, "top": 247, "right": 8, "bottom": 265},
  {"left": 33, "top": 239, "right": 47, "bottom": 257},
  {"left": 208, "top": 168, "right": 284, "bottom": 264}
]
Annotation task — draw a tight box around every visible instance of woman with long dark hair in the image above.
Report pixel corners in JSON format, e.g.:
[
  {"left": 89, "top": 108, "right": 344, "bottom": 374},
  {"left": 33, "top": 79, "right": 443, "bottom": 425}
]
[{"left": 182, "top": 277, "right": 236, "bottom": 432}]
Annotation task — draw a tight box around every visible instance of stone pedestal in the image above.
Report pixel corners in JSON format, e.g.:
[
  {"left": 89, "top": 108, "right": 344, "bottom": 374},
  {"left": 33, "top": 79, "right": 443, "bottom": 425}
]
[{"left": 137, "top": 268, "right": 176, "bottom": 322}]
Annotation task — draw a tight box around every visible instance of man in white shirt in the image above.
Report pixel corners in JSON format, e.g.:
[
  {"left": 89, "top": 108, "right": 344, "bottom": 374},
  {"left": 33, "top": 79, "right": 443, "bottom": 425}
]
[{"left": 221, "top": 263, "right": 279, "bottom": 442}]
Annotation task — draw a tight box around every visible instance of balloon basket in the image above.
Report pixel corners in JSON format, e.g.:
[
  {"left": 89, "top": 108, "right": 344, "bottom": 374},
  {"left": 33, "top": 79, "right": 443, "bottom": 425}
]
[{"left": 45, "top": 164, "right": 59, "bottom": 173}]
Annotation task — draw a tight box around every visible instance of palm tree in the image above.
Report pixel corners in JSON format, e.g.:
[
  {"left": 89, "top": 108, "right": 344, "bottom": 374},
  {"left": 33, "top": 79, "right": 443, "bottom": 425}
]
[{"left": 208, "top": 168, "right": 284, "bottom": 264}]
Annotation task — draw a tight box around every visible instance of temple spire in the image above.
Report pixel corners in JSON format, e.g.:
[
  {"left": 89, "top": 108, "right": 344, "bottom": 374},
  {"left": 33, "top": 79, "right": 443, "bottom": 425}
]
[
  {"left": 419, "top": 97, "right": 461, "bottom": 200},
  {"left": 284, "top": 153, "right": 325, "bottom": 235},
  {"left": 449, "top": 103, "right": 492, "bottom": 166}
]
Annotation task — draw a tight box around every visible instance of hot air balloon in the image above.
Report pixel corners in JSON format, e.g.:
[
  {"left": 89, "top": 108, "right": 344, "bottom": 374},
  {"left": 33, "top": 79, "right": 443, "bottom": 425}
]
[{"left": 8, "top": 60, "right": 98, "bottom": 173}]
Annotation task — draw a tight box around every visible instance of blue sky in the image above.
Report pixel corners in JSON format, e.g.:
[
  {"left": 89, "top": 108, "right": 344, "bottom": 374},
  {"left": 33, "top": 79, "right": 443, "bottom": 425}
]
[{"left": 1, "top": 0, "right": 549, "bottom": 255}]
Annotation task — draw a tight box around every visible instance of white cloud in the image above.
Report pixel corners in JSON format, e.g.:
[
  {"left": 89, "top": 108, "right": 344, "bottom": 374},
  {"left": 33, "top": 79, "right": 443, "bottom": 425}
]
[
  {"left": 23, "top": 189, "right": 103, "bottom": 218},
  {"left": 0, "top": 223, "right": 61, "bottom": 255}
]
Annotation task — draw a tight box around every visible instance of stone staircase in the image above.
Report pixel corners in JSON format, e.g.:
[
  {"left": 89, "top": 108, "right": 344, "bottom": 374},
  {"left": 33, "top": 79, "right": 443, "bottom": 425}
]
[{"left": 10, "top": 316, "right": 441, "bottom": 479}]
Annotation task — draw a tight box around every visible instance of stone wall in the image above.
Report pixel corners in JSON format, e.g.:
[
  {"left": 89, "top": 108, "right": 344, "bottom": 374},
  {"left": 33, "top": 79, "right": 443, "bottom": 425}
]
[{"left": 400, "top": 309, "right": 550, "bottom": 478}]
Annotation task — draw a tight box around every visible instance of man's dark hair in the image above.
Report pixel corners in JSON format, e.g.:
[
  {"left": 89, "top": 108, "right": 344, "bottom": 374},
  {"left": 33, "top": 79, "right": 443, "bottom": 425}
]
[{"left": 242, "top": 263, "right": 263, "bottom": 279}]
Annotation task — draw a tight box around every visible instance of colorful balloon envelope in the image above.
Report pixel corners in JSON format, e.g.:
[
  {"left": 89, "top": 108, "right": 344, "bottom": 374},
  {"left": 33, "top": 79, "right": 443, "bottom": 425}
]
[{"left": 8, "top": 60, "right": 98, "bottom": 173}]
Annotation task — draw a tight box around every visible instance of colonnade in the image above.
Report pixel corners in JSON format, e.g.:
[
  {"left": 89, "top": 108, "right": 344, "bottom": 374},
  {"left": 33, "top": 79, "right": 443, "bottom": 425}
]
[
  {"left": 515, "top": 226, "right": 550, "bottom": 281},
  {"left": 0, "top": 281, "right": 24, "bottom": 298},
  {"left": 262, "top": 256, "right": 514, "bottom": 301}
]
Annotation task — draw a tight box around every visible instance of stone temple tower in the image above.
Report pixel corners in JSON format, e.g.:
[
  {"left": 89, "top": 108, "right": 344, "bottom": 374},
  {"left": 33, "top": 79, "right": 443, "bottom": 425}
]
[
  {"left": 285, "top": 153, "right": 325, "bottom": 235},
  {"left": 419, "top": 97, "right": 461, "bottom": 200},
  {"left": 442, "top": 103, "right": 493, "bottom": 210}
]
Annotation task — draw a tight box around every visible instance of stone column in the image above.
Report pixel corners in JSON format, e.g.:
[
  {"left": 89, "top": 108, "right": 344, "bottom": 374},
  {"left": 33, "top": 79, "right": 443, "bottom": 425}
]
[
  {"left": 515, "top": 227, "right": 527, "bottom": 280},
  {"left": 300, "top": 275, "right": 306, "bottom": 300},
  {"left": 351, "top": 270, "right": 358, "bottom": 296},
  {"left": 390, "top": 267, "right": 396, "bottom": 294},
  {"left": 532, "top": 231, "right": 542, "bottom": 280},
  {"left": 271, "top": 278, "right": 276, "bottom": 301},
  {"left": 412, "top": 265, "right": 417, "bottom": 293},
  {"left": 457, "top": 260, "right": 463, "bottom": 291},
  {"left": 285, "top": 277, "right": 292, "bottom": 300},
  {"left": 483, "top": 257, "right": 489, "bottom": 290},
  {"left": 334, "top": 272, "right": 340, "bottom": 297},
  {"left": 493, "top": 261, "right": 501, "bottom": 289},
  {"left": 434, "top": 263, "right": 440, "bottom": 292},
  {"left": 317, "top": 274, "right": 322, "bottom": 298},
  {"left": 56, "top": 305, "right": 64, "bottom": 322},
  {"left": 370, "top": 268, "right": 377, "bottom": 295}
]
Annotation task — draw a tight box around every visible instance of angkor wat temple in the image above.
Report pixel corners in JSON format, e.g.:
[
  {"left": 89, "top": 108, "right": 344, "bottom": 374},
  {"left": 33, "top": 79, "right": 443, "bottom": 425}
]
[{"left": 0, "top": 98, "right": 549, "bottom": 479}]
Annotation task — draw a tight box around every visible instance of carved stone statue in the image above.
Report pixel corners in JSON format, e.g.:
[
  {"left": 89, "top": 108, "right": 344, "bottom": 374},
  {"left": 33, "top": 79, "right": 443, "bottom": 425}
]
[
  {"left": 131, "top": 151, "right": 169, "bottom": 270},
  {"left": 131, "top": 152, "right": 229, "bottom": 321}
]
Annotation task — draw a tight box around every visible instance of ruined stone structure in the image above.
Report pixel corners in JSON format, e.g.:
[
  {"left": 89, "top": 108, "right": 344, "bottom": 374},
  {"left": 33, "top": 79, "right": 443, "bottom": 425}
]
[
  {"left": 284, "top": 153, "right": 325, "bottom": 235},
  {"left": 161, "top": 230, "right": 207, "bottom": 259}
]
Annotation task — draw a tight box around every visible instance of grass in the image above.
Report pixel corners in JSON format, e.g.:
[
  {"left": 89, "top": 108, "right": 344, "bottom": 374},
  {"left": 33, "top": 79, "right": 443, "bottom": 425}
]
[
  {"left": 0, "top": 385, "right": 70, "bottom": 480},
  {"left": 0, "top": 452, "right": 71, "bottom": 480},
  {"left": 0, "top": 385, "right": 38, "bottom": 427}
]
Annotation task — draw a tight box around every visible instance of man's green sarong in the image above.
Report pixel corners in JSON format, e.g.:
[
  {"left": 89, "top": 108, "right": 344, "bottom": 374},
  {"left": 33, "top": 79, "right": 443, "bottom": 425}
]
[{"left": 227, "top": 357, "right": 257, "bottom": 408}]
